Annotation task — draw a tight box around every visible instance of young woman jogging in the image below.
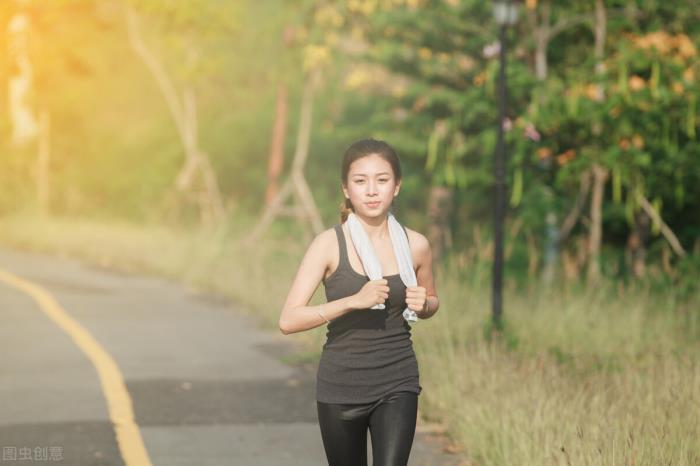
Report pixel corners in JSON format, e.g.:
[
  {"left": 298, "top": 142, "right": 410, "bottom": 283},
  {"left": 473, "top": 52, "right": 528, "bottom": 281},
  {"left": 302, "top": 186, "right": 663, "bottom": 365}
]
[{"left": 279, "top": 138, "right": 440, "bottom": 466}]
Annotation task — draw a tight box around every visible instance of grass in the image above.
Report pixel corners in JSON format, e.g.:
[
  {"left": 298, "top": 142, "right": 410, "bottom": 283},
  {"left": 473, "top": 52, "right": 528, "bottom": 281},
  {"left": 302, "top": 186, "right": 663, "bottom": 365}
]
[
  {"left": 416, "top": 267, "right": 700, "bottom": 465},
  {"left": 1, "top": 209, "right": 698, "bottom": 465}
]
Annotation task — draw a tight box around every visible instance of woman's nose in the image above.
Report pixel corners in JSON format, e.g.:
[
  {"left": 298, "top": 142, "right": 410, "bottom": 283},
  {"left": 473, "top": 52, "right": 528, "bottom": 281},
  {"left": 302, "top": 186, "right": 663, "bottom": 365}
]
[{"left": 367, "top": 181, "right": 378, "bottom": 194}]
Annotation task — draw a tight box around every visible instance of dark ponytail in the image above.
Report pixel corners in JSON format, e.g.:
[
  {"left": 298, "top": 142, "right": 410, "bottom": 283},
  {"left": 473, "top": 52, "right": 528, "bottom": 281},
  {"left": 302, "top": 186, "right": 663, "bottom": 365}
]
[{"left": 339, "top": 198, "right": 354, "bottom": 223}]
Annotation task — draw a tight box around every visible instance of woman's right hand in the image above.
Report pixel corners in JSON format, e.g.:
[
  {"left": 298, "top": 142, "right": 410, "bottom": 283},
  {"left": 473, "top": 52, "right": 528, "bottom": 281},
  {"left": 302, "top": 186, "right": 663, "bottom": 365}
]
[{"left": 352, "top": 279, "right": 390, "bottom": 309}]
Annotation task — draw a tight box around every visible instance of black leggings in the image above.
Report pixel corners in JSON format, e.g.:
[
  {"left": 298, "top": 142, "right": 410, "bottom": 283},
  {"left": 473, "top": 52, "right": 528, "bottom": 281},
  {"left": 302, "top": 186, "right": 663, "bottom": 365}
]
[{"left": 316, "top": 390, "right": 418, "bottom": 466}]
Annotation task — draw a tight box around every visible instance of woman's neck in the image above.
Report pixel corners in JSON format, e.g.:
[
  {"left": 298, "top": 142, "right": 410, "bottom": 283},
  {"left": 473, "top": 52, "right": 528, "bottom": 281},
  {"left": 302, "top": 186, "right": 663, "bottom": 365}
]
[{"left": 351, "top": 213, "right": 390, "bottom": 240}]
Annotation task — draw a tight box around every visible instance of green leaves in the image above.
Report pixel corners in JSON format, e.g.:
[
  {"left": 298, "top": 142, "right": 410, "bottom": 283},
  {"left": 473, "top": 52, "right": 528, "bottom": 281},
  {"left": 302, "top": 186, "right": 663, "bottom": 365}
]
[
  {"left": 510, "top": 167, "right": 523, "bottom": 208},
  {"left": 687, "top": 94, "right": 696, "bottom": 139}
]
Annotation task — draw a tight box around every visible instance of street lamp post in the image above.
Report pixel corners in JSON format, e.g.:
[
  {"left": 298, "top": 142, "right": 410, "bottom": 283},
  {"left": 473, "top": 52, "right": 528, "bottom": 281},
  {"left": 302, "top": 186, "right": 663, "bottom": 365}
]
[{"left": 492, "top": 0, "right": 518, "bottom": 331}]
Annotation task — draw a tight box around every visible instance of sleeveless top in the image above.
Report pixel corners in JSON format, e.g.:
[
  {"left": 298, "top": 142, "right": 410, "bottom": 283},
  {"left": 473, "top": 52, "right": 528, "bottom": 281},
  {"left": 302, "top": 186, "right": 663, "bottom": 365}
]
[{"left": 316, "top": 223, "right": 422, "bottom": 404}]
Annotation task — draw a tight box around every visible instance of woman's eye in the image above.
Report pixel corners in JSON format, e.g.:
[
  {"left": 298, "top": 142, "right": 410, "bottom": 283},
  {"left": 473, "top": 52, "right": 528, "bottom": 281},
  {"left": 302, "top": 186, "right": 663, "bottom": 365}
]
[{"left": 354, "top": 179, "right": 389, "bottom": 184}]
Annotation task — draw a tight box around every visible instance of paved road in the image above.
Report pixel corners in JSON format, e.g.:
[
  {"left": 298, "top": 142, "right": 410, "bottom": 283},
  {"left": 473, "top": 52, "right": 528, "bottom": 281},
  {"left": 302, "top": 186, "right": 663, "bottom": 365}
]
[{"left": 0, "top": 245, "right": 462, "bottom": 466}]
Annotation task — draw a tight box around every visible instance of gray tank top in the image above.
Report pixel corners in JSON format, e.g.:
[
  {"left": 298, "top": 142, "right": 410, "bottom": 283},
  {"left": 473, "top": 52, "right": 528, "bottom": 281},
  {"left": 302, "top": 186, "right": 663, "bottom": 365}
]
[{"left": 316, "top": 223, "right": 422, "bottom": 403}]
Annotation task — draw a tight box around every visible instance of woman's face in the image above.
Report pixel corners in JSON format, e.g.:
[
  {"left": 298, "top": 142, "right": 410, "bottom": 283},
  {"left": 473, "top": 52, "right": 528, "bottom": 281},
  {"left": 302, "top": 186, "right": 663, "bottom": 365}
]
[{"left": 342, "top": 154, "right": 400, "bottom": 218}]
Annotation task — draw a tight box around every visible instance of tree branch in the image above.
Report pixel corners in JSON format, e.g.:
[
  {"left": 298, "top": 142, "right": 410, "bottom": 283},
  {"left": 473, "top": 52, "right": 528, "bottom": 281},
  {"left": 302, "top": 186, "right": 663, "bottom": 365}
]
[
  {"left": 124, "top": 4, "right": 186, "bottom": 143},
  {"left": 547, "top": 7, "right": 640, "bottom": 41},
  {"left": 558, "top": 169, "right": 591, "bottom": 245},
  {"left": 547, "top": 12, "right": 593, "bottom": 40},
  {"left": 636, "top": 193, "right": 686, "bottom": 257}
]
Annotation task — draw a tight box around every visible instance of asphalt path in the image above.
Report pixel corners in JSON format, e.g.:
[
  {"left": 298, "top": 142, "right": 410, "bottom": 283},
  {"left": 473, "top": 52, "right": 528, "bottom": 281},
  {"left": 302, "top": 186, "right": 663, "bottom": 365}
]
[{"left": 0, "top": 245, "right": 463, "bottom": 466}]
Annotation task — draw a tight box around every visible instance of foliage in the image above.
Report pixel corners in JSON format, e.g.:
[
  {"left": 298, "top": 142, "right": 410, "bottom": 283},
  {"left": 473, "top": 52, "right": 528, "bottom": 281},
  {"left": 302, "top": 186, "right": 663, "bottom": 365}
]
[{"left": 0, "top": 0, "right": 698, "bottom": 277}]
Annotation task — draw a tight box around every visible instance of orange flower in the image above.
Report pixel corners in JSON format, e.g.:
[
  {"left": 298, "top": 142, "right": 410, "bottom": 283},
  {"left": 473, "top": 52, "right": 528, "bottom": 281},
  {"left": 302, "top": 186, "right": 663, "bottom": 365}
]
[
  {"left": 629, "top": 75, "right": 646, "bottom": 91},
  {"left": 683, "top": 68, "right": 695, "bottom": 84},
  {"left": 586, "top": 84, "right": 602, "bottom": 101},
  {"left": 633, "top": 31, "right": 672, "bottom": 54},
  {"left": 632, "top": 134, "right": 645, "bottom": 149},
  {"left": 632, "top": 31, "right": 696, "bottom": 60},
  {"left": 537, "top": 147, "right": 552, "bottom": 160},
  {"left": 618, "top": 138, "right": 631, "bottom": 150},
  {"left": 674, "top": 34, "right": 696, "bottom": 59},
  {"left": 556, "top": 149, "right": 576, "bottom": 166},
  {"left": 418, "top": 47, "right": 433, "bottom": 60},
  {"left": 457, "top": 54, "right": 476, "bottom": 72}
]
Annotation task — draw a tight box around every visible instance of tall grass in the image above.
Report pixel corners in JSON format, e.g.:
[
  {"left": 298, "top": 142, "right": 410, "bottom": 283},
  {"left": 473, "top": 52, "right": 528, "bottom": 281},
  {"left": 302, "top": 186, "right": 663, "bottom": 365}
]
[
  {"left": 1, "top": 210, "right": 698, "bottom": 465},
  {"left": 416, "top": 259, "right": 700, "bottom": 465}
]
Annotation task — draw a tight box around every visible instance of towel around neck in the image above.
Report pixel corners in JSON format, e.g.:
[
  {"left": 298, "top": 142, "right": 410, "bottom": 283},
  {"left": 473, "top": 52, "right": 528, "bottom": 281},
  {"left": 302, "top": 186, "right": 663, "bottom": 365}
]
[{"left": 345, "top": 212, "right": 418, "bottom": 324}]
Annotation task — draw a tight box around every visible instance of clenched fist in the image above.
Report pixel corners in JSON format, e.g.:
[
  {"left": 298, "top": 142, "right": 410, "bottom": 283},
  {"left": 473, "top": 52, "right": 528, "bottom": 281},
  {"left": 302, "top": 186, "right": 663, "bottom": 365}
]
[
  {"left": 406, "top": 286, "right": 427, "bottom": 313},
  {"left": 352, "top": 279, "right": 390, "bottom": 309}
]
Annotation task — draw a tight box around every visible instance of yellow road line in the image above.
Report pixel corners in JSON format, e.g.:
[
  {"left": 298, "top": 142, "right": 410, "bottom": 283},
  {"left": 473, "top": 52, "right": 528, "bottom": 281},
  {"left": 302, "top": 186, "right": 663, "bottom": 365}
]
[{"left": 0, "top": 268, "right": 153, "bottom": 466}]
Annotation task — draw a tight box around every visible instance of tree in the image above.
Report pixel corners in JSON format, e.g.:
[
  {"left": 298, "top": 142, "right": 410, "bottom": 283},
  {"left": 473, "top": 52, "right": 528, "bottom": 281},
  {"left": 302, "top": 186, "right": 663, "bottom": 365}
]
[
  {"left": 246, "top": 0, "right": 348, "bottom": 244},
  {"left": 122, "top": 0, "right": 241, "bottom": 225},
  {"left": 3, "top": 0, "right": 92, "bottom": 216}
]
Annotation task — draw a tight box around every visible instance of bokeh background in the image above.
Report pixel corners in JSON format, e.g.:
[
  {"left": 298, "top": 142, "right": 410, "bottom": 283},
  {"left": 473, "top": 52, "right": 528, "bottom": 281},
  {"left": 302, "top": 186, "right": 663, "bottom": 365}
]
[{"left": 1, "top": 0, "right": 699, "bottom": 464}]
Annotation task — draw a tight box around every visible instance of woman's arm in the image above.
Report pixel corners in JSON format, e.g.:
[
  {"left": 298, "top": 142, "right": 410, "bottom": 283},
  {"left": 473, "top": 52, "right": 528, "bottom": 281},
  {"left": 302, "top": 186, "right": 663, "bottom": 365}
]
[
  {"left": 279, "top": 230, "right": 359, "bottom": 335},
  {"left": 413, "top": 232, "right": 439, "bottom": 319}
]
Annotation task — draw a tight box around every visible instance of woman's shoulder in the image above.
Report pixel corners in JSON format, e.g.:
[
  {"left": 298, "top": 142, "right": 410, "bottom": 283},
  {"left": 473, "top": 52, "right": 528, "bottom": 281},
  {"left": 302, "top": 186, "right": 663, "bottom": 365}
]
[
  {"left": 302, "top": 227, "right": 340, "bottom": 274},
  {"left": 315, "top": 225, "right": 340, "bottom": 245},
  {"left": 403, "top": 226, "right": 429, "bottom": 248},
  {"left": 303, "top": 226, "right": 339, "bottom": 257},
  {"left": 403, "top": 227, "right": 432, "bottom": 263}
]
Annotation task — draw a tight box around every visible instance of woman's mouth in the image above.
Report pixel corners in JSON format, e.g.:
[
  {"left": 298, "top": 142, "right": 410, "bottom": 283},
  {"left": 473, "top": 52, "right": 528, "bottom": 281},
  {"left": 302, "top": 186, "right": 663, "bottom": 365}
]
[{"left": 365, "top": 201, "right": 381, "bottom": 209}]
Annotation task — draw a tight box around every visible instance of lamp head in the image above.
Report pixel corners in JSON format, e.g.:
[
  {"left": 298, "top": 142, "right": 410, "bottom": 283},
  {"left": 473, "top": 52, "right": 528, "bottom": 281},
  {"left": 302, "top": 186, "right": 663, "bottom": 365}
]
[{"left": 493, "top": 0, "right": 519, "bottom": 25}]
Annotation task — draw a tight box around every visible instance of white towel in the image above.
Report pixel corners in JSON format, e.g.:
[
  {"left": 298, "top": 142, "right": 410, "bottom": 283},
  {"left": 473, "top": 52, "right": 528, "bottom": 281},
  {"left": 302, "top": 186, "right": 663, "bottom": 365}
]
[{"left": 346, "top": 211, "right": 418, "bottom": 324}]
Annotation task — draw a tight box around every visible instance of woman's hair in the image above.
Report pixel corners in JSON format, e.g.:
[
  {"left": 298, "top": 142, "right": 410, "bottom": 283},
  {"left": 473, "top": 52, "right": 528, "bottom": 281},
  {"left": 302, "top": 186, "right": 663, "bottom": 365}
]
[{"left": 339, "top": 138, "right": 402, "bottom": 223}]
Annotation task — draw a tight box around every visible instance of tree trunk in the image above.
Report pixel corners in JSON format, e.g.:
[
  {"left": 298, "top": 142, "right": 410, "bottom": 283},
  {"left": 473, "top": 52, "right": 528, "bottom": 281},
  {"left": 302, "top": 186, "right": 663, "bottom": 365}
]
[
  {"left": 586, "top": 0, "right": 608, "bottom": 284},
  {"left": 544, "top": 168, "right": 592, "bottom": 281},
  {"left": 594, "top": 0, "right": 607, "bottom": 80},
  {"left": 528, "top": 2, "right": 601, "bottom": 283},
  {"left": 529, "top": 0, "right": 559, "bottom": 283},
  {"left": 625, "top": 210, "right": 650, "bottom": 278},
  {"left": 425, "top": 185, "right": 453, "bottom": 263},
  {"left": 587, "top": 163, "right": 609, "bottom": 283},
  {"left": 265, "top": 82, "right": 288, "bottom": 206},
  {"left": 558, "top": 169, "right": 592, "bottom": 244},
  {"left": 525, "top": 229, "right": 539, "bottom": 278},
  {"left": 37, "top": 107, "right": 50, "bottom": 215},
  {"left": 180, "top": 87, "right": 225, "bottom": 224},
  {"left": 8, "top": 9, "right": 38, "bottom": 146},
  {"left": 125, "top": 5, "right": 224, "bottom": 225},
  {"left": 541, "top": 211, "right": 557, "bottom": 283},
  {"left": 591, "top": 0, "right": 607, "bottom": 125},
  {"left": 533, "top": 1, "right": 550, "bottom": 81},
  {"left": 246, "top": 70, "right": 324, "bottom": 245},
  {"left": 289, "top": 71, "right": 324, "bottom": 237},
  {"left": 265, "top": 27, "right": 293, "bottom": 208},
  {"left": 636, "top": 192, "right": 686, "bottom": 257}
]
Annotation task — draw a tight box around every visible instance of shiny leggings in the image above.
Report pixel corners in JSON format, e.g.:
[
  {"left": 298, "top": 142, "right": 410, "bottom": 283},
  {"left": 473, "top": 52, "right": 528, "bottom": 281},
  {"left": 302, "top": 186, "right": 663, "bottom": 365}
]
[{"left": 316, "top": 391, "right": 418, "bottom": 466}]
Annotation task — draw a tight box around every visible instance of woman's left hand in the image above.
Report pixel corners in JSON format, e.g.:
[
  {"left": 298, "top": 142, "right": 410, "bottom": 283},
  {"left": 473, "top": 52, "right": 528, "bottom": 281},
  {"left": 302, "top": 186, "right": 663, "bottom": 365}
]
[{"left": 406, "top": 286, "right": 427, "bottom": 313}]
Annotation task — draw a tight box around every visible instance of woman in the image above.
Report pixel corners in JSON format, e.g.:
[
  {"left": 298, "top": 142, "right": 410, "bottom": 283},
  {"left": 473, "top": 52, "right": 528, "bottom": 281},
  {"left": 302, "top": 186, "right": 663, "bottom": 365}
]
[{"left": 278, "top": 138, "right": 440, "bottom": 466}]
